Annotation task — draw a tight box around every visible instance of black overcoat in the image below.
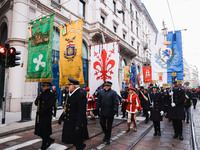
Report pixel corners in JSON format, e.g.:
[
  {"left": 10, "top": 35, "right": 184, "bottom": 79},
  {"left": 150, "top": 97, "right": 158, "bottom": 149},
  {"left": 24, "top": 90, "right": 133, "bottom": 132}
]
[
  {"left": 191, "top": 90, "right": 198, "bottom": 106},
  {"left": 139, "top": 91, "right": 150, "bottom": 110},
  {"left": 184, "top": 90, "right": 191, "bottom": 108},
  {"left": 149, "top": 92, "right": 164, "bottom": 121},
  {"left": 59, "top": 88, "right": 89, "bottom": 145},
  {"left": 34, "top": 89, "right": 56, "bottom": 138},
  {"left": 166, "top": 88, "right": 185, "bottom": 120}
]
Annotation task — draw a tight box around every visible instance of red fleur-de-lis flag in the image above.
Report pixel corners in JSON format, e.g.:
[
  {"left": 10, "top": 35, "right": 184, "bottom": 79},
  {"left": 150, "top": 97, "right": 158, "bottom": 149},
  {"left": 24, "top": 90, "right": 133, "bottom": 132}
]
[{"left": 89, "top": 41, "right": 120, "bottom": 96}]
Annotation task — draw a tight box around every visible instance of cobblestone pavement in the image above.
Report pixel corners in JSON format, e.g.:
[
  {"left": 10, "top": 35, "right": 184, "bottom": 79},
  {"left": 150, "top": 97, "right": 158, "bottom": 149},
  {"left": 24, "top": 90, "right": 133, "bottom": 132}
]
[{"left": 191, "top": 100, "right": 200, "bottom": 149}]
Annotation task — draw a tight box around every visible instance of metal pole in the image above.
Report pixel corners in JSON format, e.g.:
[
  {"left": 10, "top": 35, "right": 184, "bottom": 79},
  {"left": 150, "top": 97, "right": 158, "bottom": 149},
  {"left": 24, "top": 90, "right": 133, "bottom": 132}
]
[{"left": 2, "top": 47, "right": 8, "bottom": 124}]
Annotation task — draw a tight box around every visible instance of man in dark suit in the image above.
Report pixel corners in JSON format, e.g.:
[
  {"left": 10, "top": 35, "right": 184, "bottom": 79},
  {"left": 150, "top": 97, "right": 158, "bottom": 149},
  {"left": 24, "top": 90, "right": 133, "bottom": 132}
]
[
  {"left": 167, "top": 81, "right": 185, "bottom": 141},
  {"left": 58, "top": 78, "right": 88, "bottom": 150},
  {"left": 34, "top": 82, "right": 56, "bottom": 150},
  {"left": 183, "top": 85, "right": 191, "bottom": 123},
  {"left": 94, "top": 81, "right": 119, "bottom": 145}
]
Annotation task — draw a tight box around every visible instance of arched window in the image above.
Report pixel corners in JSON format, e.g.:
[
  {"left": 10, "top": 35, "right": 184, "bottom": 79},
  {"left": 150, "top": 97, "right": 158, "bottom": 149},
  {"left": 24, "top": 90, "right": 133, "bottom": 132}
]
[{"left": 82, "top": 42, "right": 88, "bottom": 87}]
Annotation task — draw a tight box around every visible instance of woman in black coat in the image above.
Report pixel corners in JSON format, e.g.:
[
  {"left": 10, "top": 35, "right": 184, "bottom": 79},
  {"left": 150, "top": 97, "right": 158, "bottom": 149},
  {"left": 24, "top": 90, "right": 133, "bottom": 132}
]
[{"left": 148, "top": 86, "right": 164, "bottom": 136}]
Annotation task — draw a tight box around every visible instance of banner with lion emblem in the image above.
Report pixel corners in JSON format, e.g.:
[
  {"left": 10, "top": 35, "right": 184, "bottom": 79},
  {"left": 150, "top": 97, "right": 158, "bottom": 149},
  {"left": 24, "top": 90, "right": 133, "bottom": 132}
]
[
  {"left": 59, "top": 19, "right": 84, "bottom": 86},
  {"left": 151, "top": 31, "right": 183, "bottom": 85},
  {"left": 26, "top": 14, "right": 54, "bottom": 82}
]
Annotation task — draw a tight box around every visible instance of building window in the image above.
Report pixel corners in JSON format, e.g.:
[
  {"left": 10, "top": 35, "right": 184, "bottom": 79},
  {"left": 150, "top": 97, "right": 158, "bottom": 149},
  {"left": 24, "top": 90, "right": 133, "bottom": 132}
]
[
  {"left": 131, "top": 40, "right": 134, "bottom": 46},
  {"left": 131, "top": 21, "right": 133, "bottom": 31},
  {"left": 123, "top": 34, "right": 126, "bottom": 39},
  {"left": 137, "top": 45, "right": 139, "bottom": 54},
  {"left": 136, "top": 27, "right": 138, "bottom": 37},
  {"left": 113, "top": 1, "right": 116, "bottom": 13},
  {"left": 101, "top": 16, "right": 105, "bottom": 24},
  {"left": 113, "top": 26, "right": 117, "bottom": 33},
  {"left": 122, "top": 11, "right": 125, "bottom": 23},
  {"left": 130, "top": 3, "right": 132, "bottom": 12},
  {"left": 79, "top": 0, "right": 85, "bottom": 18}
]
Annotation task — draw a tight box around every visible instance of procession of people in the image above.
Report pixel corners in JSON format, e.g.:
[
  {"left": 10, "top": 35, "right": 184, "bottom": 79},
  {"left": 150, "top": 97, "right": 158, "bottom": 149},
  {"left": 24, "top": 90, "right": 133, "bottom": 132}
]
[{"left": 34, "top": 78, "right": 199, "bottom": 150}]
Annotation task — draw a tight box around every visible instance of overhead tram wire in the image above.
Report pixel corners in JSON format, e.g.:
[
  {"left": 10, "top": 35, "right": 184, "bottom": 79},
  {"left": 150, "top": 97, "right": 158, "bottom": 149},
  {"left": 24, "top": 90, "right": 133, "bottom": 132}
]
[{"left": 166, "top": 0, "right": 176, "bottom": 32}]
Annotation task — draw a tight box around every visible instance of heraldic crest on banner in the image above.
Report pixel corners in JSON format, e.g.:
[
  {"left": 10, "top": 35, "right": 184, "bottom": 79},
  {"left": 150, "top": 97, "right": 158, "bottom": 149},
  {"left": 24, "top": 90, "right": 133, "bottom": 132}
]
[
  {"left": 155, "top": 47, "right": 179, "bottom": 69},
  {"left": 93, "top": 48, "right": 115, "bottom": 82},
  {"left": 64, "top": 36, "right": 77, "bottom": 61}
]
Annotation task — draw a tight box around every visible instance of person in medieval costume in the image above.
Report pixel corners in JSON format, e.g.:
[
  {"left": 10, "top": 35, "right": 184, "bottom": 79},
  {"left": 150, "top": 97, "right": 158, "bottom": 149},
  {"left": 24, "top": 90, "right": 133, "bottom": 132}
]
[
  {"left": 34, "top": 82, "right": 56, "bottom": 150},
  {"left": 148, "top": 85, "right": 164, "bottom": 136},
  {"left": 85, "top": 87, "right": 96, "bottom": 124},
  {"left": 123, "top": 87, "right": 142, "bottom": 132},
  {"left": 58, "top": 78, "right": 89, "bottom": 150}
]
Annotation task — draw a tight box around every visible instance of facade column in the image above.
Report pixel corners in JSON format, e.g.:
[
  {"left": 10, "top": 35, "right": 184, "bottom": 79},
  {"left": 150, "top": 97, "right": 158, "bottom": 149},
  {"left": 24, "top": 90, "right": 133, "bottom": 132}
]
[{"left": 7, "top": 0, "right": 29, "bottom": 111}]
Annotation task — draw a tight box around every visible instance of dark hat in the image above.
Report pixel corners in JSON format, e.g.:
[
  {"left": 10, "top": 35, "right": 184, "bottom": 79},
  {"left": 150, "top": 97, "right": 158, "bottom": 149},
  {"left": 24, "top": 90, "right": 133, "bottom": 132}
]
[
  {"left": 140, "top": 86, "right": 144, "bottom": 89},
  {"left": 144, "top": 88, "right": 148, "bottom": 91},
  {"left": 173, "top": 80, "right": 177, "bottom": 84},
  {"left": 68, "top": 78, "right": 79, "bottom": 85},
  {"left": 42, "top": 82, "right": 51, "bottom": 86},
  {"left": 150, "top": 83, "right": 153, "bottom": 86},
  {"left": 104, "top": 81, "right": 112, "bottom": 86},
  {"left": 128, "top": 87, "right": 136, "bottom": 91},
  {"left": 125, "top": 85, "right": 129, "bottom": 89},
  {"left": 152, "top": 84, "right": 158, "bottom": 88}
]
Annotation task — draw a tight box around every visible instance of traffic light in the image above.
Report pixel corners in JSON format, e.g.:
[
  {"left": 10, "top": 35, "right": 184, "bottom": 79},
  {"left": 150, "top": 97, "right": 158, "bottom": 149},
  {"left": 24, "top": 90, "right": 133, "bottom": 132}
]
[
  {"left": 0, "top": 46, "right": 6, "bottom": 66},
  {"left": 7, "top": 47, "right": 21, "bottom": 67}
]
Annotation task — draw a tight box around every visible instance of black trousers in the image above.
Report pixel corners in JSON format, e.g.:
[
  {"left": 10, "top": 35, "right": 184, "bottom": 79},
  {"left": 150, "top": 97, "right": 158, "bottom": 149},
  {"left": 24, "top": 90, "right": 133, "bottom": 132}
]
[
  {"left": 41, "top": 136, "right": 52, "bottom": 150},
  {"left": 153, "top": 121, "right": 160, "bottom": 133},
  {"left": 100, "top": 115, "right": 114, "bottom": 140},
  {"left": 172, "top": 119, "right": 182, "bottom": 136},
  {"left": 143, "top": 109, "right": 149, "bottom": 121}
]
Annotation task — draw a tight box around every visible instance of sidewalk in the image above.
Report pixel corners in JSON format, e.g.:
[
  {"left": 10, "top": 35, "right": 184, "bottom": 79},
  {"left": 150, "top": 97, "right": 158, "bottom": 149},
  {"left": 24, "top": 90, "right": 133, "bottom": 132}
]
[{"left": 0, "top": 107, "right": 63, "bottom": 137}]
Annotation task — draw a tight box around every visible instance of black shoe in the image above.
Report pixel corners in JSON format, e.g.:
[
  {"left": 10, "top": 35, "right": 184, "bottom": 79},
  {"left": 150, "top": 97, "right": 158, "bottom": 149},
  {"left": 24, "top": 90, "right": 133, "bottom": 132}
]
[
  {"left": 122, "top": 116, "right": 125, "bottom": 118},
  {"left": 157, "top": 132, "right": 161, "bottom": 136},
  {"left": 106, "top": 139, "right": 110, "bottom": 145},
  {"left": 186, "top": 121, "right": 189, "bottom": 123},
  {"left": 46, "top": 138, "right": 55, "bottom": 149},
  {"left": 145, "top": 120, "right": 148, "bottom": 124},
  {"left": 179, "top": 136, "right": 183, "bottom": 141},
  {"left": 103, "top": 136, "right": 106, "bottom": 142},
  {"left": 76, "top": 143, "right": 86, "bottom": 150},
  {"left": 154, "top": 132, "right": 157, "bottom": 136},
  {"left": 173, "top": 134, "right": 178, "bottom": 138}
]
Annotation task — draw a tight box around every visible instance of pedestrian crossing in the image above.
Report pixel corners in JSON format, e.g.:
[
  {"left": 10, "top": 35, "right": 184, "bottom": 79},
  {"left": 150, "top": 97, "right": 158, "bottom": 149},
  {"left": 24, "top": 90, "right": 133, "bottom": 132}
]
[{"left": 0, "top": 135, "right": 68, "bottom": 150}]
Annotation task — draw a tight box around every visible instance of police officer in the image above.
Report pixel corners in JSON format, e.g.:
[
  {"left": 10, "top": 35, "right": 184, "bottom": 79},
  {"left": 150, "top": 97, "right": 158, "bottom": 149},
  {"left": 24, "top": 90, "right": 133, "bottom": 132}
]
[
  {"left": 94, "top": 81, "right": 119, "bottom": 145},
  {"left": 34, "top": 82, "right": 56, "bottom": 150},
  {"left": 191, "top": 88, "right": 198, "bottom": 109},
  {"left": 167, "top": 81, "right": 185, "bottom": 140},
  {"left": 58, "top": 78, "right": 89, "bottom": 150},
  {"left": 148, "top": 85, "right": 164, "bottom": 136},
  {"left": 163, "top": 87, "right": 170, "bottom": 116}
]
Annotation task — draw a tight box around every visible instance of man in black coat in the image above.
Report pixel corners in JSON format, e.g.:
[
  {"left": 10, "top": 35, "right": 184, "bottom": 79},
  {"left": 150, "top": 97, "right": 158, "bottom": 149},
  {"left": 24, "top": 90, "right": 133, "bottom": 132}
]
[
  {"left": 120, "top": 86, "right": 128, "bottom": 118},
  {"left": 94, "top": 81, "right": 119, "bottom": 145},
  {"left": 148, "top": 85, "right": 164, "bottom": 136},
  {"left": 34, "top": 82, "right": 56, "bottom": 150},
  {"left": 167, "top": 81, "right": 185, "bottom": 140},
  {"left": 58, "top": 79, "right": 89, "bottom": 150},
  {"left": 183, "top": 85, "right": 191, "bottom": 123},
  {"left": 191, "top": 88, "right": 198, "bottom": 109},
  {"left": 140, "top": 88, "right": 150, "bottom": 123},
  {"left": 163, "top": 87, "right": 170, "bottom": 115}
]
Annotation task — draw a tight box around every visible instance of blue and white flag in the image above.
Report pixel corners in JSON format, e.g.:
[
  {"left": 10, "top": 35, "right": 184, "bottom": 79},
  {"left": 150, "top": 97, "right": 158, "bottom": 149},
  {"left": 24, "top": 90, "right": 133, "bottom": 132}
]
[
  {"left": 130, "top": 65, "right": 137, "bottom": 86},
  {"left": 151, "top": 30, "right": 183, "bottom": 86}
]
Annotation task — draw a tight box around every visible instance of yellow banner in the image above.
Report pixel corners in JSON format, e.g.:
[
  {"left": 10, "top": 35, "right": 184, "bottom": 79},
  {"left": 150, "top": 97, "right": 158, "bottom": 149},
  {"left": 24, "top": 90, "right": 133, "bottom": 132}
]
[
  {"left": 124, "top": 66, "right": 130, "bottom": 83},
  {"left": 59, "top": 19, "right": 84, "bottom": 86}
]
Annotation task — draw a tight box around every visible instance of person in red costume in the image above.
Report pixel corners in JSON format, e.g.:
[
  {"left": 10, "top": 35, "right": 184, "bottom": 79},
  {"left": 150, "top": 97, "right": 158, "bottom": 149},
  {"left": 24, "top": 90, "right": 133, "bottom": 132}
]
[
  {"left": 85, "top": 87, "right": 96, "bottom": 124},
  {"left": 123, "top": 87, "right": 142, "bottom": 132}
]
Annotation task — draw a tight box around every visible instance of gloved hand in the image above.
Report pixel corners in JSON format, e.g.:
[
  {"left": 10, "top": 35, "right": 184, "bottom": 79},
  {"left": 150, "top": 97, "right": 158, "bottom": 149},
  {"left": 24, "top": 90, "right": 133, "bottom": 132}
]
[
  {"left": 160, "top": 111, "right": 164, "bottom": 116},
  {"left": 169, "top": 91, "right": 173, "bottom": 96},
  {"left": 148, "top": 111, "right": 151, "bottom": 115},
  {"left": 171, "top": 102, "right": 176, "bottom": 107}
]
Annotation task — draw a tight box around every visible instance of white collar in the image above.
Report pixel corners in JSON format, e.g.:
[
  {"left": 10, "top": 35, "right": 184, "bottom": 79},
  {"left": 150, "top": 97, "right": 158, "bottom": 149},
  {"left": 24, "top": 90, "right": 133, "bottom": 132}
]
[{"left": 69, "top": 87, "right": 80, "bottom": 97}]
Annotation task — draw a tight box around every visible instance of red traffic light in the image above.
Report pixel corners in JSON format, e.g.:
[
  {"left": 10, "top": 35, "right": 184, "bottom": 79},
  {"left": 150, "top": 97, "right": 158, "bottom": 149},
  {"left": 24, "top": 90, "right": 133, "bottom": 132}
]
[
  {"left": 0, "top": 46, "right": 6, "bottom": 54},
  {"left": 9, "top": 47, "right": 16, "bottom": 54}
]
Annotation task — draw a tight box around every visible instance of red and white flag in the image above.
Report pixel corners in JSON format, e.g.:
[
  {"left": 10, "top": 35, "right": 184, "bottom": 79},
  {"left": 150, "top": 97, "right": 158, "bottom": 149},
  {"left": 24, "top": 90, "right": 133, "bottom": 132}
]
[
  {"left": 142, "top": 66, "right": 152, "bottom": 83},
  {"left": 89, "top": 42, "right": 120, "bottom": 96}
]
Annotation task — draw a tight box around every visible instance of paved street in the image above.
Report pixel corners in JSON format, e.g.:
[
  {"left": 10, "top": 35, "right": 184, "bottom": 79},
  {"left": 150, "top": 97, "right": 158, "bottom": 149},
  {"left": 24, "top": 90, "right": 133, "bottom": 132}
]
[{"left": 0, "top": 106, "right": 198, "bottom": 150}]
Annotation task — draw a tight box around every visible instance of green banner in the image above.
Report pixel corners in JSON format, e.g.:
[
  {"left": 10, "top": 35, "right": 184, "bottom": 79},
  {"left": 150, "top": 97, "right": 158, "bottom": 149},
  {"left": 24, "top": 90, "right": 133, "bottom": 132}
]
[{"left": 26, "top": 14, "right": 54, "bottom": 82}]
